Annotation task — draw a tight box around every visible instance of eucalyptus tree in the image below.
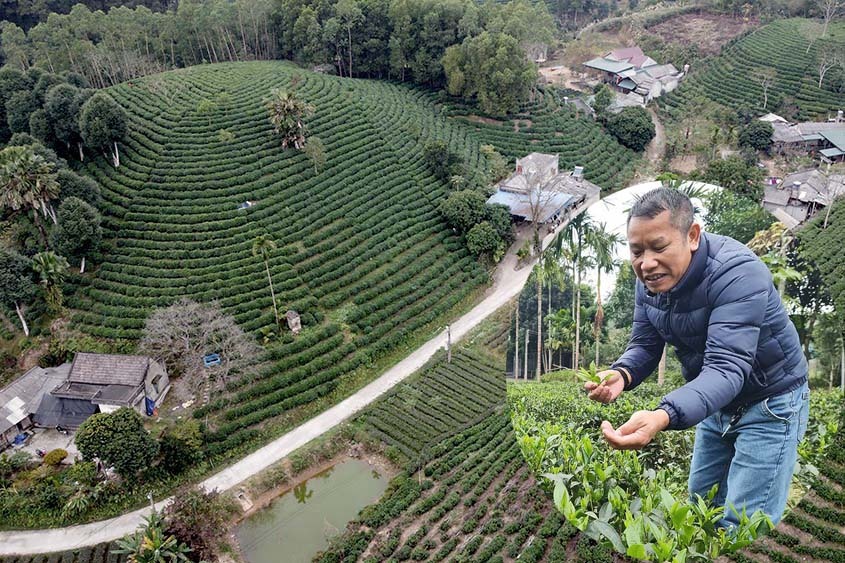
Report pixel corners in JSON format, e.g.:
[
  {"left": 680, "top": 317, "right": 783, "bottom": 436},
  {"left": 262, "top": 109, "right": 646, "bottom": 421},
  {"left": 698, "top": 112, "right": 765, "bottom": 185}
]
[
  {"left": 51, "top": 196, "right": 102, "bottom": 273},
  {"left": 586, "top": 222, "right": 623, "bottom": 366},
  {"left": 32, "top": 251, "right": 70, "bottom": 312},
  {"left": 0, "top": 250, "right": 37, "bottom": 336},
  {"left": 79, "top": 93, "right": 128, "bottom": 167},
  {"left": 335, "top": 0, "right": 363, "bottom": 78},
  {"left": 44, "top": 83, "right": 85, "bottom": 160},
  {"left": 0, "top": 144, "right": 60, "bottom": 246},
  {"left": 252, "top": 234, "right": 280, "bottom": 325}
]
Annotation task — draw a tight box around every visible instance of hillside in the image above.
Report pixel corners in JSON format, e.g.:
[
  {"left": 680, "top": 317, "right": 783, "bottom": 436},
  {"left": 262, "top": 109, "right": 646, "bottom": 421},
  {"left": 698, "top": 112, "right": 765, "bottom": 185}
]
[
  {"left": 659, "top": 18, "right": 845, "bottom": 121},
  {"left": 63, "top": 61, "right": 637, "bottom": 454}
]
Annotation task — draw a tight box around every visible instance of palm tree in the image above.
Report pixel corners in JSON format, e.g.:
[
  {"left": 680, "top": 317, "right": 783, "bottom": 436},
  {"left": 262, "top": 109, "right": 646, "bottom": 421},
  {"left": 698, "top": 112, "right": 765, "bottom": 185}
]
[
  {"left": 113, "top": 510, "right": 191, "bottom": 563},
  {"left": 252, "top": 235, "right": 280, "bottom": 325},
  {"left": 562, "top": 213, "right": 593, "bottom": 368},
  {"left": 267, "top": 88, "right": 315, "bottom": 150},
  {"left": 533, "top": 264, "right": 547, "bottom": 380},
  {"left": 32, "top": 251, "right": 69, "bottom": 312},
  {"left": 586, "top": 223, "right": 623, "bottom": 367},
  {"left": 545, "top": 308, "right": 575, "bottom": 370},
  {"left": 0, "top": 145, "right": 60, "bottom": 247},
  {"left": 541, "top": 248, "right": 565, "bottom": 371}
]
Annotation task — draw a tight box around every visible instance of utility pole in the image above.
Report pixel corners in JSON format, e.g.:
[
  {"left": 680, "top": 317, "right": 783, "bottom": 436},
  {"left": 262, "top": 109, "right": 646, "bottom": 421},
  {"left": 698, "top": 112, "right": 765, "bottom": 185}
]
[{"left": 446, "top": 325, "right": 451, "bottom": 364}]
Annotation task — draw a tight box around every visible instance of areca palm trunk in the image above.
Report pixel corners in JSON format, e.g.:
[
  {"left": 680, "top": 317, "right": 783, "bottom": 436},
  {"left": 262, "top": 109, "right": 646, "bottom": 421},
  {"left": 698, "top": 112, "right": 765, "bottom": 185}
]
[
  {"left": 574, "top": 233, "right": 582, "bottom": 369},
  {"left": 595, "top": 268, "right": 602, "bottom": 367},
  {"left": 536, "top": 275, "right": 542, "bottom": 380},
  {"left": 264, "top": 255, "right": 279, "bottom": 325}
]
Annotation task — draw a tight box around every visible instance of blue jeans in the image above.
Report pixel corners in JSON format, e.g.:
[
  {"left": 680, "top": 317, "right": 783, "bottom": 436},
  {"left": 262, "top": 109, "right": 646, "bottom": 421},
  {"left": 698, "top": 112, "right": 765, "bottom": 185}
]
[{"left": 687, "top": 381, "right": 810, "bottom": 529}]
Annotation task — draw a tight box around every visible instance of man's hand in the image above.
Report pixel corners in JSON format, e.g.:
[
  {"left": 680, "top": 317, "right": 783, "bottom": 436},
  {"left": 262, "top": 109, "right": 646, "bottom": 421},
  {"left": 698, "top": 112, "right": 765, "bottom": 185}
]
[
  {"left": 600, "top": 409, "right": 670, "bottom": 450},
  {"left": 584, "top": 370, "right": 625, "bottom": 403}
]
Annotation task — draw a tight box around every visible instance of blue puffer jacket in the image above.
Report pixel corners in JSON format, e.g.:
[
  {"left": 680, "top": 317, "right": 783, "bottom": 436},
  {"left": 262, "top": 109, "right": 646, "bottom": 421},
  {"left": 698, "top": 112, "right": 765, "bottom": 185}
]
[{"left": 610, "top": 232, "right": 808, "bottom": 430}]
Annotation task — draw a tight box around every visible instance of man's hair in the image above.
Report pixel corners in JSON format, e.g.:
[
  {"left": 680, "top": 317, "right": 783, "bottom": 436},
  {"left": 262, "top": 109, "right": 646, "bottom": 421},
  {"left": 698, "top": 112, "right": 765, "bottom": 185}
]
[{"left": 628, "top": 187, "right": 694, "bottom": 233}]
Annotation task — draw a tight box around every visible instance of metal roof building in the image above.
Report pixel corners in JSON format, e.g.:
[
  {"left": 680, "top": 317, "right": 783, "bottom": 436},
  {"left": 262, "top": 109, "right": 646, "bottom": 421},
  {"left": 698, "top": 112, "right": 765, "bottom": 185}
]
[{"left": 0, "top": 364, "right": 70, "bottom": 449}]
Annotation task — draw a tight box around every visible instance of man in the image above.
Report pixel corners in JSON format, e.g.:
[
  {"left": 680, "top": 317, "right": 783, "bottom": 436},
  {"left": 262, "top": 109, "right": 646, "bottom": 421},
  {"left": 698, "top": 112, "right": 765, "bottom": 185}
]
[{"left": 584, "top": 187, "right": 810, "bottom": 529}]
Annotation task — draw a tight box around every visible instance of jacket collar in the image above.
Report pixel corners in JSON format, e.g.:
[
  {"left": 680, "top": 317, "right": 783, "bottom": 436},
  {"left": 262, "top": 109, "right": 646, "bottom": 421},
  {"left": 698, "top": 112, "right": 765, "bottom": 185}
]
[{"left": 645, "top": 231, "right": 710, "bottom": 299}]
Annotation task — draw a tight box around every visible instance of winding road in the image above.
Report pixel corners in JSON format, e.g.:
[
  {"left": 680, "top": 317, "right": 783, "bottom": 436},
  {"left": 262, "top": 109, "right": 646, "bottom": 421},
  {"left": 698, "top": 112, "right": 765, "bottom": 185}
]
[{"left": 0, "top": 211, "right": 583, "bottom": 555}]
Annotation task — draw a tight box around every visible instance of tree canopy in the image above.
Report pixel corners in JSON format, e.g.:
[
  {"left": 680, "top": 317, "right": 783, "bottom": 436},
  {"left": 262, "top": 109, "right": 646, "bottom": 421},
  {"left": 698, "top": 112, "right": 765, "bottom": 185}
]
[
  {"left": 439, "top": 190, "right": 488, "bottom": 233},
  {"left": 442, "top": 31, "right": 537, "bottom": 116},
  {"left": 704, "top": 189, "right": 774, "bottom": 244},
  {"left": 79, "top": 93, "right": 128, "bottom": 166},
  {"left": 604, "top": 106, "right": 655, "bottom": 152},
  {"left": 738, "top": 120, "right": 774, "bottom": 152},
  {"left": 51, "top": 196, "right": 103, "bottom": 269},
  {"left": 698, "top": 155, "right": 764, "bottom": 199},
  {"left": 75, "top": 407, "right": 159, "bottom": 477}
]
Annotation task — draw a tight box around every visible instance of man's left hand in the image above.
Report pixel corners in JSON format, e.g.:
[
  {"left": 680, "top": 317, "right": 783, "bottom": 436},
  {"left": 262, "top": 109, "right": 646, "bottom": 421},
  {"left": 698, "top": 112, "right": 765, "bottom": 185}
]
[{"left": 601, "top": 409, "right": 670, "bottom": 450}]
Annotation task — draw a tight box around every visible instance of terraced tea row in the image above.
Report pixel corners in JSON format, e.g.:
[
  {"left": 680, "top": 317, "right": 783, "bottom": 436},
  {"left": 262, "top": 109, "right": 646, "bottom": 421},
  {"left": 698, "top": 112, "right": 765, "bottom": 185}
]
[
  {"left": 660, "top": 19, "right": 845, "bottom": 121},
  {"left": 361, "top": 349, "right": 505, "bottom": 459},
  {"left": 441, "top": 90, "right": 639, "bottom": 191}
]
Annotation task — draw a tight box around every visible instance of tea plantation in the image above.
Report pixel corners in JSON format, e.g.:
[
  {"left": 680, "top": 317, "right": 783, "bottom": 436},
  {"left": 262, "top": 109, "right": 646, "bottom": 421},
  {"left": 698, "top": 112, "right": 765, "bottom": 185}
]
[
  {"left": 660, "top": 18, "right": 845, "bottom": 121},
  {"left": 65, "top": 61, "right": 637, "bottom": 454}
]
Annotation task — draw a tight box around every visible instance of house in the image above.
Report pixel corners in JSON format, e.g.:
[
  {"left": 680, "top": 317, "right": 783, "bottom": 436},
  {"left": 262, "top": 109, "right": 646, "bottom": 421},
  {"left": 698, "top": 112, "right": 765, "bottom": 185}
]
[
  {"left": 0, "top": 364, "right": 70, "bottom": 450},
  {"left": 582, "top": 46, "right": 685, "bottom": 104},
  {"left": 486, "top": 153, "right": 601, "bottom": 224},
  {"left": 36, "top": 353, "right": 170, "bottom": 428},
  {"left": 766, "top": 112, "right": 845, "bottom": 163},
  {"left": 762, "top": 169, "right": 845, "bottom": 229}
]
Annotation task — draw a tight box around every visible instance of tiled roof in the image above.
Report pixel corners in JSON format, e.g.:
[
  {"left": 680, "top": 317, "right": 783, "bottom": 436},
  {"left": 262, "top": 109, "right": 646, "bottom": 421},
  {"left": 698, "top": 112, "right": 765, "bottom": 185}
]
[
  {"left": 68, "top": 353, "right": 151, "bottom": 386},
  {"left": 607, "top": 46, "right": 653, "bottom": 68}
]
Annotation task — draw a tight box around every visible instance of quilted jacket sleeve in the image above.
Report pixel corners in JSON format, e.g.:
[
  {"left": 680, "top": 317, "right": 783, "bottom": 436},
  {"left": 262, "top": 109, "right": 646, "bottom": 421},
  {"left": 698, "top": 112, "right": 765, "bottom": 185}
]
[
  {"left": 610, "top": 282, "right": 665, "bottom": 390},
  {"left": 656, "top": 255, "right": 770, "bottom": 430}
]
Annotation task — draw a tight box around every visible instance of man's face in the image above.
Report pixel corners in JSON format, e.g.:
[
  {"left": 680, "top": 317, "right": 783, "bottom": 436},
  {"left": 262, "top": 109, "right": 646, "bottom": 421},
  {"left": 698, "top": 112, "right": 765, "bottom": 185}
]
[{"left": 627, "top": 210, "right": 701, "bottom": 294}]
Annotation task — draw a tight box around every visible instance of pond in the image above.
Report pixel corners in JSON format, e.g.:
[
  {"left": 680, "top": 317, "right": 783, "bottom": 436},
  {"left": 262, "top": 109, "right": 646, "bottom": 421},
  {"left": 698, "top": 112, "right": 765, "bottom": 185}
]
[{"left": 236, "top": 458, "right": 389, "bottom": 563}]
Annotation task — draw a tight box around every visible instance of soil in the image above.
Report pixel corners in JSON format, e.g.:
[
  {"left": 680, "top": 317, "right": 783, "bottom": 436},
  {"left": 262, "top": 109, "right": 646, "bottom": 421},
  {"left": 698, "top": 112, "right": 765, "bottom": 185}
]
[
  {"left": 648, "top": 13, "right": 759, "bottom": 56},
  {"left": 18, "top": 341, "right": 48, "bottom": 371},
  {"left": 513, "top": 119, "right": 533, "bottom": 132},
  {"left": 458, "top": 115, "right": 505, "bottom": 126},
  {"left": 669, "top": 154, "right": 698, "bottom": 174},
  {"left": 538, "top": 63, "right": 595, "bottom": 92},
  {"left": 646, "top": 108, "right": 666, "bottom": 165}
]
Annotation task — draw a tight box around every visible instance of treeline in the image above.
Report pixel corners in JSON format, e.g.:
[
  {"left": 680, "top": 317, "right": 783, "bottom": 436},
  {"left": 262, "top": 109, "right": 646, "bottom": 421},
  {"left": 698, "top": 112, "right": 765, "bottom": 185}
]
[
  {"left": 0, "top": 0, "right": 552, "bottom": 99},
  {"left": 0, "top": 0, "right": 172, "bottom": 32},
  {"left": 0, "top": 0, "right": 277, "bottom": 89}
]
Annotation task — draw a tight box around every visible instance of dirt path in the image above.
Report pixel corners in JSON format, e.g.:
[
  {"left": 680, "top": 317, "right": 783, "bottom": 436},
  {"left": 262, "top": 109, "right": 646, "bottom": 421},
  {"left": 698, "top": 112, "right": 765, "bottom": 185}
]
[
  {"left": 0, "top": 202, "right": 595, "bottom": 556},
  {"left": 646, "top": 107, "right": 665, "bottom": 165}
]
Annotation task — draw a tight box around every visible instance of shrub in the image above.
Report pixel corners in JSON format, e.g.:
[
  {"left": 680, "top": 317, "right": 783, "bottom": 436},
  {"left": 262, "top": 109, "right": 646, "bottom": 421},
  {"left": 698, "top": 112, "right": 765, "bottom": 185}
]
[
  {"left": 159, "top": 419, "right": 204, "bottom": 474},
  {"left": 163, "top": 486, "right": 239, "bottom": 562},
  {"left": 43, "top": 449, "right": 68, "bottom": 466}
]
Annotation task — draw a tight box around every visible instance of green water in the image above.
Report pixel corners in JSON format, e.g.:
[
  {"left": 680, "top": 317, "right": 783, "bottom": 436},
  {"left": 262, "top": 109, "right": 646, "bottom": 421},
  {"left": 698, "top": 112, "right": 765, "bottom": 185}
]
[{"left": 236, "top": 458, "right": 388, "bottom": 563}]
